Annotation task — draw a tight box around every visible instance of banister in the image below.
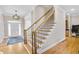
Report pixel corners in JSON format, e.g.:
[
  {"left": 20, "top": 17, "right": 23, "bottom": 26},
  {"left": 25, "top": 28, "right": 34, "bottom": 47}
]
[
  {"left": 32, "top": 7, "right": 55, "bottom": 54},
  {"left": 24, "top": 6, "right": 53, "bottom": 31},
  {"left": 24, "top": 6, "right": 54, "bottom": 54},
  {"left": 34, "top": 8, "right": 55, "bottom": 31}
]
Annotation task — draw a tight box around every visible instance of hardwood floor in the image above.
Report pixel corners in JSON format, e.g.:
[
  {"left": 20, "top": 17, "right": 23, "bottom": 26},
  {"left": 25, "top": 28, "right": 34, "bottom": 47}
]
[
  {"left": 0, "top": 42, "right": 28, "bottom": 54},
  {"left": 0, "top": 36, "right": 79, "bottom": 54},
  {"left": 67, "top": 37, "right": 79, "bottom": 54},
  {"left": 43, "top": 40, "right": 67, "bottom": 54},
  {"left": 43, "top": 37, "right": 79, "bottom": 54}
]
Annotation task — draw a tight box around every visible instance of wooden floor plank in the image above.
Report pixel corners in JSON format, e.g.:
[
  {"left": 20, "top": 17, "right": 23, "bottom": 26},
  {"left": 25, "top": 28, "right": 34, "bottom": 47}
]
[
  {"left": 43, "top": 37, "right": 79, "bottom": 54},
  {"left": 0, "top": 42, "right": 28, "bottom": 54}
]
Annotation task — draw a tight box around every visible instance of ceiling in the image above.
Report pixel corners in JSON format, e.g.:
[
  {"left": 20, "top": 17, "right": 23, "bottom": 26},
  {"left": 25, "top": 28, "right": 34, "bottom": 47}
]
[
  {"left": 0, "top": 5, "right": 36, "bottom": 16},
  {"left": 0, "top": 5, "right": 52, "bottom": 17},
  {"left": 0, "top": 5, "right": 79, "bottom": 16},
  {"left": 0, "top": 5, "right": 51, "bottom": 17},
  {"left": 59, "top": 5, "right": 79, "bottom": 16}
]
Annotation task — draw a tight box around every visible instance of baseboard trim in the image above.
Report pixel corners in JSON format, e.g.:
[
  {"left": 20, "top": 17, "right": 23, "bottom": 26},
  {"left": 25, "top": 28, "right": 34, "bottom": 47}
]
[{"left": 38, "top": 38, "right": 65, "bottom": 54}]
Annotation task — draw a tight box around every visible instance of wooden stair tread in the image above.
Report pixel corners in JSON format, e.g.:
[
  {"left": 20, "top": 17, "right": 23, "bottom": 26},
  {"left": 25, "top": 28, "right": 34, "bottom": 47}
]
[
  {"left": 37, "top": 35, "right": 46, "bottom": 39},
  {"left": 39, "top": 30, "right": 51, "bottom": 32},
  {"left": 37, "top": 32, "right": 49, "bottom": 36},
  {"left": 40, "top": 27, "right": 53, "bottom": 29}
]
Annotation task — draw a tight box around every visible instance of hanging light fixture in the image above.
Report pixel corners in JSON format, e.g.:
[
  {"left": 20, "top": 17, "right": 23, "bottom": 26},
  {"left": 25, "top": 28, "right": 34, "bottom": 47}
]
[{"left": 12, "top": 10, "right": 20, "bottom": 20}]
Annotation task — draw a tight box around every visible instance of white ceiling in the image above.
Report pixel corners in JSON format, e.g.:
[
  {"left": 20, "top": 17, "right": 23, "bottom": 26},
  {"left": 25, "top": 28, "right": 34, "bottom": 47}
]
[
  {"left": 0, "top": 5, "right": 36, "bottom": 16},
  {"left": 59, "top": 5, "right": 79, "bottom": 16},
  {"left": 0, "top": 5, "right": 79, "bottom": 16},
  {"left": 0, "top": 5, "right": 52, "bottom": 17}
]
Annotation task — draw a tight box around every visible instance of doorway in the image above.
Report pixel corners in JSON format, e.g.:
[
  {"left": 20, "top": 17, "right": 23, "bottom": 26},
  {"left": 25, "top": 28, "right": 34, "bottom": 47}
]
[
  {"left": 8, "top": 21, "right": 22, "bottom": 37},
  {"left": 65, "top": 14, "right": 79, "bottom": 54}
]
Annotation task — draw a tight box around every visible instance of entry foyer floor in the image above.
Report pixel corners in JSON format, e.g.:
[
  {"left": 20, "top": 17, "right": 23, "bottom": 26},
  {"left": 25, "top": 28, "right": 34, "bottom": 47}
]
[
  {"left": 0, "top": 37, "right": 79, "bottom": 54},
  {"left": 0, "top": 42, "right": 28, "bottom": 54}
]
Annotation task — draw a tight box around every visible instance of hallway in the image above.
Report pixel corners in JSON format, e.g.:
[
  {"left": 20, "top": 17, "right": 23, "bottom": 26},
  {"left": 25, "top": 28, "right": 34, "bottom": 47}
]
[{"left": 0, "top": 5, "right": 79, "bottom": 54}]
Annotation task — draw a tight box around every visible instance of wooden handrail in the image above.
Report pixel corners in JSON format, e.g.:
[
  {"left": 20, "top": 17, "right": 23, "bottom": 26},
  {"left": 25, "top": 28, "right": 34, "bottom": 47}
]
[
  {"left": 34, "top": 8, "right": 55, "bottom": 31},
  {"left": 24, "top": 6, "right": 53, "bottom": 31}
]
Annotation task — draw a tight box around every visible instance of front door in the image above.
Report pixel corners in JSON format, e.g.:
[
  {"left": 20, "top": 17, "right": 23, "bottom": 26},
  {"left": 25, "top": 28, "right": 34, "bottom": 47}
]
[{"left": 8, "top": 21, "right": 21, "bottom": 37}]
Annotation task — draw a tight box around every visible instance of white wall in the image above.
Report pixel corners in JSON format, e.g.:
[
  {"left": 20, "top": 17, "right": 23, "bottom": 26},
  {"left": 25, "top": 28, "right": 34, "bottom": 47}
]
[
  {"left": 0, "top": 12, "right": 4, "bottom": 43},
  {"left": 54, "top": 5, "right": 65, "bottom": 40},
  {"left": 24, "top": 13, "right": 32, "bottom": 29},
  {"left": 0, "top": 15, "right": 4, "bottom": 35},
  {"left": 71, "top": 16, "right": 79, "bottom": 25}
]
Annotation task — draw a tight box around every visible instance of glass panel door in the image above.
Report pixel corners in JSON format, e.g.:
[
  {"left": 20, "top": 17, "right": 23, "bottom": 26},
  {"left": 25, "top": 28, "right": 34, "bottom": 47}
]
[{"left": 8, "top": 21, "right": 21, "bottom": 37}]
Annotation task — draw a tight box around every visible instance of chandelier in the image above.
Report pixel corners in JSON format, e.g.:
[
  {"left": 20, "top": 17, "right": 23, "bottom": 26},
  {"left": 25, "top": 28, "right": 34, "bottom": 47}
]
[{"left": 12, "top": 10, "right": 20, "bottom": 20}]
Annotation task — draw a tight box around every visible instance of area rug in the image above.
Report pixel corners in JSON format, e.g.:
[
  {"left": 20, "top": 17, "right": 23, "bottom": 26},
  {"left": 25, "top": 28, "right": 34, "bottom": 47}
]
[{"left": 7, "top": 36, "right": 24, "bottom": 45}]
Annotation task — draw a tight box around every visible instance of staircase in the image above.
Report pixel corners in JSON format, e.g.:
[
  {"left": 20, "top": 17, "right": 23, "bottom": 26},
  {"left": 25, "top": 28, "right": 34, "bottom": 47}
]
[{"left": 24, "top": 6, "right": 55, "bottom": 54}]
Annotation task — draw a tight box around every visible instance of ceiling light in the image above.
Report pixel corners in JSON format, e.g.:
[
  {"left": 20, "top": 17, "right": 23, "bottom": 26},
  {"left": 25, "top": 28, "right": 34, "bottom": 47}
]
[
  {"left": 12, "top": 10, "right": 20, "bottom": 20},
  {"left": 71, "top": 8, "right": 75, "bottom": 11}
]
